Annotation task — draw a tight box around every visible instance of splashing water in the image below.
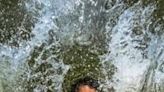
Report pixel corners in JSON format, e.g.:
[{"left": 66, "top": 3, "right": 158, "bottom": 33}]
[
  {"left": 104, "top": 2, "right": 154, "bottom": 91},
  {"left": 102, "top": 1, "right": 164, "bottom": 92},
  {"left": 0, "top": 0, "right": 164, "bottom": 92}
]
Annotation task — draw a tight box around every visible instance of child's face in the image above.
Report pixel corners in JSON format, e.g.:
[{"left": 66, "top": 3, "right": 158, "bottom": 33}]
[{"left": 78, "top": 85, "right": 96, "bottom": 92}]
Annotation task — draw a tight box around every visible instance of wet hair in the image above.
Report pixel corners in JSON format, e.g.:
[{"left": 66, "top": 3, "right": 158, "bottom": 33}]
[{"left": 71, "top": 76, "right": 99, "bottom": 92}]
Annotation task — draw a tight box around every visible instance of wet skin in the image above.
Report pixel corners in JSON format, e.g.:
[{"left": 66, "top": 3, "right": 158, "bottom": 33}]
[{"left": 78, "top": 85, "right": 96, "bottom": 92}]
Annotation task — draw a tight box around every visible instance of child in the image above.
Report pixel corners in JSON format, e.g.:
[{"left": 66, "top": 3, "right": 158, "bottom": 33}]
[{"left": 71, "top": 76, "right": 99, "bottom": 92}]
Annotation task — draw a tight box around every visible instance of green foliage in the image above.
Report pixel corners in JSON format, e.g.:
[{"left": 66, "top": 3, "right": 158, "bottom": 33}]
[
  {"left": 0, "top": 0, "right": 34, "bottom": 44},
  {"left": 59, "top": 45, "right": 115, "bottom": 92}
]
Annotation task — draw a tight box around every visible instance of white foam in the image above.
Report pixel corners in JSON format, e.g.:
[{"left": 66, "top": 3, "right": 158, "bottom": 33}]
[
  {"left": 0, "top": 1, "right": 75, "bottom": 91},
  {"left": 104, "top": 2, "right": 156, "bottom": 92}
]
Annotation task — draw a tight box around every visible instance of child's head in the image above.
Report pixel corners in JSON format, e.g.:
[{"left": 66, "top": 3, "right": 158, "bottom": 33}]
[{"left": 71, "top": 76, "right": 99, "bottom": 92}]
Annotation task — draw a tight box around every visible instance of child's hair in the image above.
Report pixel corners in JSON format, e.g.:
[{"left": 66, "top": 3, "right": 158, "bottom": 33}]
[{"left": 71, "top": 76, "right": 99, "bottom": 92}]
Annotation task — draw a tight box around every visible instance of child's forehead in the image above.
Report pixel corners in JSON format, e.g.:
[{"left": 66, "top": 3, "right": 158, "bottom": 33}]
[{"left": 78, "top": 85, "right": 96, "bottom": 92}]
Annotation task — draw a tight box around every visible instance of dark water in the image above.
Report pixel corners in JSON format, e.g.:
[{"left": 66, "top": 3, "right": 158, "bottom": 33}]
[{"left": 0, "top": 0, "right": 164, "bottom": 92}]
